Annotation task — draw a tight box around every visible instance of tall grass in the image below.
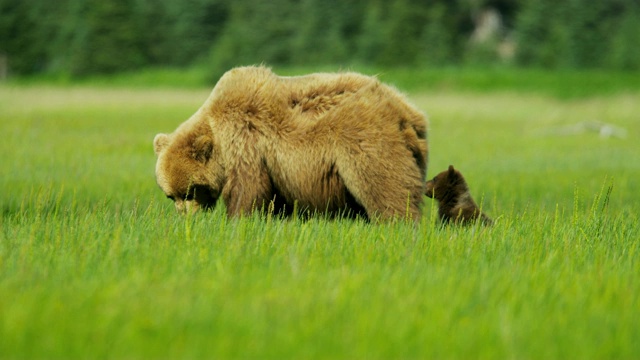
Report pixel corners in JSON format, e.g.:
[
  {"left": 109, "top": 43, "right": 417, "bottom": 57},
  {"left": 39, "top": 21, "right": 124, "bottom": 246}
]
[{"left": 0, "top": 81, "right": 638, "bottom": 359}]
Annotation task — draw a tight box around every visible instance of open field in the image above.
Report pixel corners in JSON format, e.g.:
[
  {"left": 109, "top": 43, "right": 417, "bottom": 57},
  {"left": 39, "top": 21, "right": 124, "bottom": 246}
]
[{"left": 1, "top": 80, "right": 639, "bottom": 358}]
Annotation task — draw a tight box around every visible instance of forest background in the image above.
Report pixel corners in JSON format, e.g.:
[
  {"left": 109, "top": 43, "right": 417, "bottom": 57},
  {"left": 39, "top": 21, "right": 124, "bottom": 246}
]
[{"left": 2, "top": 0, "right": 640, "bottom": 81}]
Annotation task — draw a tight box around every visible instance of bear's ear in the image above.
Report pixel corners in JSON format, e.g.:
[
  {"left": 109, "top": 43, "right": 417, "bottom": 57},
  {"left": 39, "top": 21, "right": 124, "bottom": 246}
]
[
  {"left": 154, "top": 134, "right": 170, "bottom": 155},
  {"left": 448, "top": 165, "right": 455, "bottom": 174},
  {"left": 192, "top": 135, "right": 213, "bottom": 163}
]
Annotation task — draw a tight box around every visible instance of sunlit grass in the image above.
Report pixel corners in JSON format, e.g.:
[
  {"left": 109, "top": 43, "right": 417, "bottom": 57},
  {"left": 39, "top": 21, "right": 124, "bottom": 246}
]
[{"left": 1, "top": 82, "right": 639, "bottom": 359}]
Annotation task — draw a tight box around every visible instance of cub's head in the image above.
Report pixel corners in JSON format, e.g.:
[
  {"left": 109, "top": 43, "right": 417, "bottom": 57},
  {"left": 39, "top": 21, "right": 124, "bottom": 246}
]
[
  {"left": 153, "top": 120, "right": 224, "bottom": 213},
  {"left": 425, "top": 165, "right": 468, "bottom": 201}
]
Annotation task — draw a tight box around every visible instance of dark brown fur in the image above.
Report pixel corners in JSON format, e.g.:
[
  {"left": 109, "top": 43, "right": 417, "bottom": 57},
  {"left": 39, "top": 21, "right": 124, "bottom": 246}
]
[
  {"left": 154, "top": 66, "right": 429, "bottom": 221},
  {"left": 425, "top": 165, "right": 492, "bottom": 225}
]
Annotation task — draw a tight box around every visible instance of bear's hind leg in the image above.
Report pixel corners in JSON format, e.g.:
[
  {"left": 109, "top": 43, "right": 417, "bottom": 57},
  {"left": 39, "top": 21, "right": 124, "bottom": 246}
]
[{"left": 336, "top": 156, "right": 423, "bottom": 222}]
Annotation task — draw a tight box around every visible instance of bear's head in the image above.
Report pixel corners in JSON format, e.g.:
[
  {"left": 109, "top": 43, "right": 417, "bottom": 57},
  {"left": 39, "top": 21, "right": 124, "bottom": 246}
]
[
  {"left": 425, "top": 165, "right": 469, "bottom": 201},
  {"left": 153, "top": 118, "right": 224, "bottom": 213}
]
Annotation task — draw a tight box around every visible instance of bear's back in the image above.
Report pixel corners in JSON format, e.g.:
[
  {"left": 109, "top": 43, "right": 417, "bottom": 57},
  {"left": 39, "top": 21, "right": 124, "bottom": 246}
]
[
  {"left": 206, "top": 66, "right": 381, "bottom": 122},
  {"left": 204, "top": 66, "right": 427, "bottom": 171}
]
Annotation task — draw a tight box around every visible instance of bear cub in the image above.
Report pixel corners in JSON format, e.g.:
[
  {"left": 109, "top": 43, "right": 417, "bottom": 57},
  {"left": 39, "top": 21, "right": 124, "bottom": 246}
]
[{"left": 425, "top": 165, "right": 492, "bottom": 225}]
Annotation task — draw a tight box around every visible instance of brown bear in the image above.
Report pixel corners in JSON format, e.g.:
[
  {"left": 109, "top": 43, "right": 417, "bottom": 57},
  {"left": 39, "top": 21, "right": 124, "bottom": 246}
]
[
  {"left": 425, "top": 165, "right": 493, "bottom": 225},
  {"left": 154, "top": 66, "right": 428, "bottom": 221}
]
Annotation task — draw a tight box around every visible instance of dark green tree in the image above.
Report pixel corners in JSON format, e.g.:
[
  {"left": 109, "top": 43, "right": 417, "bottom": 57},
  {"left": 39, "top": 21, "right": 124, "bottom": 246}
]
[
  {"left": 60, "top": 0, "right": 145, "bottom": 76},
  {"left": 515, "top": 0, "right": 640, "bottom": 69},
  {"left": 0, "top": 0, "right": 64, "bottom": 75},
  {"left": 207, "top": 0, "right": 298, "bottom": 79},
  {"left": 290, "top": 0, "right": 362, "bottom": 65},
  {"left": 607, "top": 2, "right": 640, "bottom": 70}
]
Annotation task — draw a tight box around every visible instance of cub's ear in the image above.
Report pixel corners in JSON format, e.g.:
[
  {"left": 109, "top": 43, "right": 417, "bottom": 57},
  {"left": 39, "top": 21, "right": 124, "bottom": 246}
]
[
  {"left": 154, "top": 134, "right": 170, "bottom": 155},
  {"left": 448, "top": 165, "right": 455, "bottom": 174},
  {"left": 192, "top": 135, "right": 213, "bottom": 163}
]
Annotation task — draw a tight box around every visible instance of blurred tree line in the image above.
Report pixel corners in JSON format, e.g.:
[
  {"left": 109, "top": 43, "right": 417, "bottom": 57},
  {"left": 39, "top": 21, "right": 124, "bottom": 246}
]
[{"left": 1, "top": 0, "right": 639, "bottom": 79}]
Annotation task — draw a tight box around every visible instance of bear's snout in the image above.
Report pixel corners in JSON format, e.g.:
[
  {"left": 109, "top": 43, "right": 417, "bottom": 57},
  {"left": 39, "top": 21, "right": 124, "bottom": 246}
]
[
  {"left": 425, "top": 180, "right": 435, "bottom": 198},
  {"left": 172, "top": 190, "right": 218, "bottom": 214},
  {"left": 174, "top": 199, "right": 203, "bottom": 215}
]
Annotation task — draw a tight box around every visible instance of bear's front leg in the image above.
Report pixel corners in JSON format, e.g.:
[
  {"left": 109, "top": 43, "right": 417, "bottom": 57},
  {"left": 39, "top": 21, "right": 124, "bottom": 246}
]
[{"left": 221, "top": 164, "right": 274, "bottom": 217}]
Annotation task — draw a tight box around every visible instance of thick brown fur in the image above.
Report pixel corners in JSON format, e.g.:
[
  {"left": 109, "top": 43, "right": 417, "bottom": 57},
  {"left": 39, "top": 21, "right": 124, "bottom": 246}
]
[
  {"left": 425, "top": 165, "right": 492, "bottom": 225},
  {"left": 154, "top": 66, "right": 428, "bottom": 221}
]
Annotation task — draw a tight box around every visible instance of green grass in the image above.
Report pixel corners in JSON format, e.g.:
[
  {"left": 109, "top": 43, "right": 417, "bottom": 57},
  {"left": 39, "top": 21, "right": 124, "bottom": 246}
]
[
  {"left": 1, "top": 80, "right": 639, "bottom": 359},
  {"left": 378, "top": 67, "right": 640, "bottom": 99},
  {"left": 10, "top": 65, "right": 640, "bottom": 99}
]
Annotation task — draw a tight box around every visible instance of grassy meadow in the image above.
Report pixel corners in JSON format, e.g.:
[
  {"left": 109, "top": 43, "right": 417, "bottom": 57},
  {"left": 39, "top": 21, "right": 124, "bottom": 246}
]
[{"left": 1, "top": 71, "right": 639, "bottom": 359}]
